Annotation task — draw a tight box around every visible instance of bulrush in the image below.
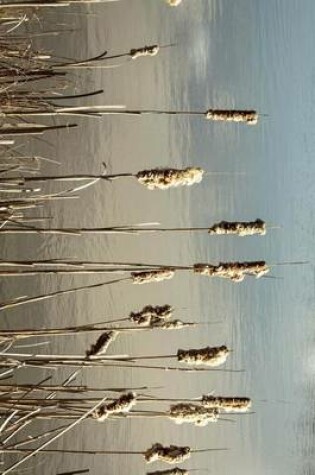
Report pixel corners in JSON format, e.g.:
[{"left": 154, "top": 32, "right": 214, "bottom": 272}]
[
  {"left": 169, "top": 403, "right": 219, "bottom": 426},
  {"left": 130, "top": 45, "right": 160, "bottom": 59},
  {"left": 86, "top": 331, "right": 118, "bottom": 358},
  {"left": 131, "top": 269, "right": 175, "bottom": 285},
  {"left": 144, "top": 444, "right": 191, "bottom": 464},
  {"left": 201, "top": 395, "right": 252, "bottom": 413},
  {"left": 166, "top": 0, "right": 183, "bottom": 5},
  {"left": 194, "top": 261, "right": 270, "bottom": 282},
  {"left": 94, "top": 392, "right": 137, "bottom": 422},
  {"left": 147, "top": 470, "right": 187, "bottom": 475},
  {"left": 155, "top": 320, "right": 191, "bottom": 330},
  {"left": 205, "top": 109, "right": 258, "bottom": 125},
  {"left": 177, "top": 345, "right": 229, "bottom": 367},
  {"left": 136, "top": 167, "right": 204, "bottom": 190},
  {"left": 208, "top": 219, "right": 266, "bottom": 236},
  {"left": 129, "top": 304, "right": 173, "bottom": 326}
]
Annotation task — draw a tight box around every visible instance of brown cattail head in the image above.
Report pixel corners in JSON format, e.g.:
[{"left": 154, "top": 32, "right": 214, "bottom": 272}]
[
  {"left": 93, "top": 392, "right": 137, "bottom": 422},
  {"left": 130, "top": 45, "right": 160, "bottom": 59},
  {"left": 177, "top": 345, "right": 229, "bottom": 367},
  {"left": 86, "top": 330, "right": 118, "bottom": 358},
  {"left": 205, "top": 109, "right": 258, "bottom": 125},
  {"left": 201, "top": 395, "right": 252, "bottom": 413},
  {"left": 169, "top": 403, "right": 219, "bottom": 426},
  {"left": 144, "top": 444, "right": 191, "bottom": 464},
  {"left": 208, "top": 219, "right": 266, "bottom": 236},
  {"left": 194, "top": 261, "right": 269, "bottom": 282},
  {"left": 129, "top": 304, "right": 173, "bottom": 326},
  {"left": 136, "top": 167, "right": 204, "bottom": 190},
  {"left": 147, "top": 469, "right": 188, "bottom": 475},
  {"left": 166, "top": 0, "right": 183, "bottom": 6},
  {"left": 132, "top": 269, "right": 175, "bottom": 285},
  {"left": 154, "top": 319, "right": 190, "bottom": 330}
]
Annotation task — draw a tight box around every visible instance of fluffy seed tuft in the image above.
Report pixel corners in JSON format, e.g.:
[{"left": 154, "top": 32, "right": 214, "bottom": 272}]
[{"left": 136, "top": 167, "right": 204, "bottom": 190}]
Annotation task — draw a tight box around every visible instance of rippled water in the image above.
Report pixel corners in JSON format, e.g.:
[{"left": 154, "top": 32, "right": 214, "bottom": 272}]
[{"left": 2, "top": 1, "right": 315, "bottom": 474}]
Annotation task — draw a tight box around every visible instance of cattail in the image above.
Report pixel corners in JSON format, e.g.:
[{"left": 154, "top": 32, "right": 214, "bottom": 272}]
[
  {"left": 93, "top": 392, "right": 137, "bottom": 422},
  {"left": 208, "top": 219, "right": 266, "bottom": 236},
  {"left": 129, "top": 304, "right": 173, "bottom": 326},
  {"left": 155, "top": 320, "right": 190, "bottom": 330},
  {"left": 132, "top": 269, "right": 175, "bottom": 285},
  {"left": 201, "top": 395, "right": 252, "bottom": 413},
  {"left": 205, "top": 110, "right": 258, "bottom": 125},
  {"left": 194, "top": 261, "right": 270, "bottom": 282},
  {"left": 86, "top": 331, "right": 118, "bottom": 358},
  {"left": 169, "top": 403, "right": 219, "bottom": 426},
  {"left": 144, "top": 444, "right": 191, "bottom": 464},
  {"left": 166, "top": 0, "right": 183, "bottom": 5},
  {"left": 5, "top": 166, "right": 205, "bottom": 191},
  {"left": 136, "top": 167, "right": 204, "bottom": 190},
  {"left": 177, "top": 345, "right": 229, "bottom": 367},
  {"left": 147, "top": 469, "right": 187, "bottom": 475},
  {"left": 130, "top": 45, "right": 160, "bottom": 60}
]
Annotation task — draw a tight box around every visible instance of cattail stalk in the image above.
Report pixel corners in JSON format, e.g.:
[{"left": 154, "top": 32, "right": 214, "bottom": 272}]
[
  {"left": 0, "top": 396, "right": 109, "bottom": 475},
  {"left": 1, "top": 167, "right": 204, "bottom": 190},
  {"left": 0, "top": 221, "right": 277, "bottom": 236},
  {"left": 1, "top": 345, "right": 230, "bottom": 367},
  {"left": 1, "top": 445, "right": 226, "bottom": 462}
]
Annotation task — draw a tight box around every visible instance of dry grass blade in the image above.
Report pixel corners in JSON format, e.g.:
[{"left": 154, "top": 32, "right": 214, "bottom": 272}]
[
  {"left": 1, "top": 395, "right": 108, "bottom": 475},
  {"left": 0, "top": 276, "right": 130, "bottom": 312}
]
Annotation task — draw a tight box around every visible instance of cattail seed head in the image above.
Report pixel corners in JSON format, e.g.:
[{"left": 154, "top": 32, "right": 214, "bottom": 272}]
[
  {"left": 154, "top": 319, "right": 189, "bottom": 330},
  {"left": 201, "top": 395, "right": 252, "bottom": 413},
  {"left": 205, "top": 109, "right": 258, "bottom": 125},
  {"left": 208, "top": 219, "right": 266, "bottom": 236},
  {"left": 177, "top": 345, "right": 229, "bottom": 367},
  {"left": 194, "top": 261, "right": 269, "bottom": 282},
  {"left": 136, "top": 167, "right": 204, "bottom": 190},
  {"left": 145, "top": 444, "right": 191, "bottom": 464},
  {"left": 93, "top": 392, "right": 137, "bottom": 422},
  {"left": 86, "top": 330, "right": 118, "bottom": 358},
  {"left": 147, "top": 469, "right": 188, "bottom": 475},
  {"left": 130, "top": 45, "right": 160, "bottom": 59},
  {"left": 166, "top": 0, "right": 182, "bottom": 5},
  {"left": 132, "top": 269, "right": 175, "bottom": 285},
  {"left": 169, "top": 403, "right": 219, "bottom": 426},
  {"left": 129, "top": 304, "right": 173, "bottom": 326}
]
